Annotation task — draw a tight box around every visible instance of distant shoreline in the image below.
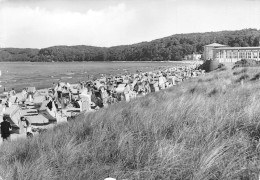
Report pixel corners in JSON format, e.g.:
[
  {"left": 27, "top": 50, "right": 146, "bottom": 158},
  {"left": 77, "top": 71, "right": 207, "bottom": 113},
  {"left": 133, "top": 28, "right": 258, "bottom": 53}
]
[
  {"left": 0, "top": 61, "right": 202, "bottom": 92},
  {"left": 0, "top": 60, "right": 203, "bottom": 63}
]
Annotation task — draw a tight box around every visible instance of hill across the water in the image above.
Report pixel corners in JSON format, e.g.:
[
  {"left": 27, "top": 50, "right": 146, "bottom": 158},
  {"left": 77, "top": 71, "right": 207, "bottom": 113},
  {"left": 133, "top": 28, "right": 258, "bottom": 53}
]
[
  {"left": 1, "top": 66, "right": 260, "bottom": 179},
  {"left": 0, "top": 28, "right": 260, "bottom": 62}
]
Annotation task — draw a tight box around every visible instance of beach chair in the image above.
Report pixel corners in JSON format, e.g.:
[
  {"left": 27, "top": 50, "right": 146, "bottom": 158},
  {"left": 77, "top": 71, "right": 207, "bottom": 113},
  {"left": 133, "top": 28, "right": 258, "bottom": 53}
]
[
  {"left": 26, "top": 114, "right": 49, "bottom": 126},
  {"left": 154, "top": 85, "right": 159, "bottom": 92},
  {"left": 27, "top": 87, "right": 36, "bottom": 94},
  {"left": 124, "top": 93, "right": 130, "bottom": 102},
  {"left": 9, "top": 96, "right": 18, "bottom": 104},
  {"left": 20, "top": 108, "right": 38, "bottom": 117},
  {"left": 81, "top": 97, "right": 91, "bottom": 112},
  {"left": 3, "top": 104, "right": 23, "bottom": 134},
  {"left": 39, "top": 100, "right": 57, "bottom": 121},
  {"left": 33, "top": 95, "right": 46, "bottom": 106},
  {"left": 149, "top": 82, "right": 155, "bottom": 92},
  {"left": 115, "top": 84, "right": 126, "bottom": 93}
]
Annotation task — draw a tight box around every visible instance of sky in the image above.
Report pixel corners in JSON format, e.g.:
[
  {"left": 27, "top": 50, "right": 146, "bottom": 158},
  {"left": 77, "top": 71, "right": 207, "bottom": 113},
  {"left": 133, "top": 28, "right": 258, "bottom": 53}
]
[{"left": 0, "top": 0, "right": 260, "bottom": 48}]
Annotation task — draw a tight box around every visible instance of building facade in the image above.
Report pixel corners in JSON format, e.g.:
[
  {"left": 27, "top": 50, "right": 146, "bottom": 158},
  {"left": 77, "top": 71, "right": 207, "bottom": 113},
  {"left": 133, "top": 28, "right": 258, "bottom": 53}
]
[
  {"left": 203, "top": 43, "right": 228, "bottom": 60},
  {"left": 214, "top": 46, "right": 260, "bottom": 63}
]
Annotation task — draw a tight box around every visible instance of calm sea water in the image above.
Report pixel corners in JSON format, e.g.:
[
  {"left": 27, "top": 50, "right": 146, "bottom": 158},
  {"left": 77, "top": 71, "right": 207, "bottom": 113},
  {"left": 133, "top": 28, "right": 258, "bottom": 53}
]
[{"left": 0, "top": 61, "right": 189, "bottom": 92}]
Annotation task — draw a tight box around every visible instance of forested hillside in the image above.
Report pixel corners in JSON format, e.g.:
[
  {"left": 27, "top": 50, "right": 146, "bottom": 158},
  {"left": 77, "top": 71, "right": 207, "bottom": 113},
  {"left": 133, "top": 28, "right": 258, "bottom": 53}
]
[{"left": 0, "top": 29, "right": 260, "bottom": 62}]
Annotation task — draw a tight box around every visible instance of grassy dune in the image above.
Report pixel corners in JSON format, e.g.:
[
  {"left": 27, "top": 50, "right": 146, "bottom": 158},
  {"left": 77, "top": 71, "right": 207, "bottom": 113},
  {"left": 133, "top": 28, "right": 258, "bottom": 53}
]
[{"left": 2, "top": 67, "right": 260, "bottom": 179}]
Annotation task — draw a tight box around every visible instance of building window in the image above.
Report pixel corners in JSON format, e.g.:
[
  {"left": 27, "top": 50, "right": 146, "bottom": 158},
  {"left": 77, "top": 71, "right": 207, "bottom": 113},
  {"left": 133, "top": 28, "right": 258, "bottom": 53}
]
[
  {"left": 228, "top": 51, "right": 232, "bottom": 58},
  {"left": 248, "top": 52, "right": 251, "bottom": 59},
  {"left": 241, "top": 52, "right": 244, "bottom": 59},
  {"left": 242, "top": 52, "right": 246, "bottom": 59},
  {"left": 233, "top": 51, "right": 237, "bottom": 58},
  {"left": 254, "top": 52, "right": 258, "bottom": 58}
]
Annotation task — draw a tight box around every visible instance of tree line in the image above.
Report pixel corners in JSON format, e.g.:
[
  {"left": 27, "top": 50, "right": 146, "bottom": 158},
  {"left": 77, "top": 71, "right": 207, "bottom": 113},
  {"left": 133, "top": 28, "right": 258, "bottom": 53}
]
[{"left": 0, "top": 29, "right": 259, "bottom": 62}]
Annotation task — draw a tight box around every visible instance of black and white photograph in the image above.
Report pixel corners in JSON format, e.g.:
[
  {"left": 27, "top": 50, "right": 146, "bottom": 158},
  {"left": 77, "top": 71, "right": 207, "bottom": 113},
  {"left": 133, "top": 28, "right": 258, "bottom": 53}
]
[{"left": 0, "top": 0, "right": 260, "bottom": 179}]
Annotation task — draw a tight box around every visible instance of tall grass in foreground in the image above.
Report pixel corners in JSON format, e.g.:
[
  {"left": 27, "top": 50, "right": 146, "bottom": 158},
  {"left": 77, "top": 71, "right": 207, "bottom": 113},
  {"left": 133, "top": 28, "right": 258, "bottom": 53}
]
[{"left": 2, "top": 67, "right": 260, "bottom": 179}]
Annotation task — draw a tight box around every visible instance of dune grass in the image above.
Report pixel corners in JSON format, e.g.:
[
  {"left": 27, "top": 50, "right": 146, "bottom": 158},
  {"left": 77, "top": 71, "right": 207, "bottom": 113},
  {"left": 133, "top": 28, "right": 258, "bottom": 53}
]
[{"left": 2, "top": 67, "right": 260, "bottom": 179}]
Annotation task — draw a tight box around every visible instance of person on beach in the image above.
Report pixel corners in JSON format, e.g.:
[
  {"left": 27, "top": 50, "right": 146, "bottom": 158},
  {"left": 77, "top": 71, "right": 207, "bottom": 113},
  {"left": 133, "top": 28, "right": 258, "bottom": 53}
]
[
  {"left": 52, "top": 82, "right": 56, "bottom": 94},
  {"left": 21, "top": 88, "right": 27, "bottom": 104},
  {"left": 0, "top": 116, "right": 12, "bottom": 142},
  {"left": 55, "top": 82, "right": 63, "bottom": 103},
  {"left": 9, "top": 88, "right": 16, "bottom": 97},
  {"left": 66, "top": 82, "right": 71, "bottom": 89},
  {"left": 21, "top": 116, "right": 33, "bottom": 138},
  {"left": 0, "top": 100, "right": 4, "bottom": 122},
  {"left": 47, "top": 89, "right": 55, "bottom": 101},
  {"left": 100, "top": 86, "right": 109, "bottom": 107},
  {"left": 5, "top": 98, "right": 11, "bottom": 108},
  {"left": 61, "top": 86, "right": 71, "bottom": 108},
  {"left": 123, "top": 83, "right": 130, "bottom": 102}
]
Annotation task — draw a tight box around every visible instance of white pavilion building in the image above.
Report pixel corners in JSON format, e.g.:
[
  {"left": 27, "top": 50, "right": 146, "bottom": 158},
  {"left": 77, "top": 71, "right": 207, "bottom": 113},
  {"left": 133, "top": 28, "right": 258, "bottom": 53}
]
[{"left": 213, "top": 46, "right": 260, "bottom": 63}]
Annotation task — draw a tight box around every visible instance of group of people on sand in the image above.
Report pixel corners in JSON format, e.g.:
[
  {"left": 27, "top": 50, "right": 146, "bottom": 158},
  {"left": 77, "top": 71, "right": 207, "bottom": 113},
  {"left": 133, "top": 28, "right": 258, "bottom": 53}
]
[
  {"left": 0, "top": 64, "right": 204, "bottom": 142},
  {"left": 0, "top": 87, "right": 43, "bottom": 141},
  {"left": 44, "top": 65, "right": 205, "bottom": 112},
  {"left": 0, "top": 97, "right": 39, "bottom": 141},
  {"left": 0, "top": 115, "right": 32, "bottom": 142},
  {"left": 33, "top": 65, "right": 204, "bottom": 112}
]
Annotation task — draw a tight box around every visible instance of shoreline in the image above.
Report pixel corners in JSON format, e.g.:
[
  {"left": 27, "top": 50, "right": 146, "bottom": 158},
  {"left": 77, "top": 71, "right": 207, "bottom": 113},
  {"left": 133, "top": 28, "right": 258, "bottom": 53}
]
[
  {"left": 0, "top": 60, "right": 203, "bottom": 63},
  {"left": 0, "top": 61, "right": 202, "bottom": 92}
]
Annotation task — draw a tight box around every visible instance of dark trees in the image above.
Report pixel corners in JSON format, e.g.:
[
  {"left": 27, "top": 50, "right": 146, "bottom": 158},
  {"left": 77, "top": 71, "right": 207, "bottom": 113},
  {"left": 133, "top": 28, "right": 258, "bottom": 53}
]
[{"left": 0, "top": 29, "right": 259, "bottom": 62}]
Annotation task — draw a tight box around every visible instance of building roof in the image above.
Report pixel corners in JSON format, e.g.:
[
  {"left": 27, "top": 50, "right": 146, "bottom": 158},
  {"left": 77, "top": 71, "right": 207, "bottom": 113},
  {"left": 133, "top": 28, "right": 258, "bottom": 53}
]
[
  {"left": 204, "top": 43, "right": 227, "bottom": 47},
  {"left": 214, "top": 46, "right": 260, "bottom": 50}
]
